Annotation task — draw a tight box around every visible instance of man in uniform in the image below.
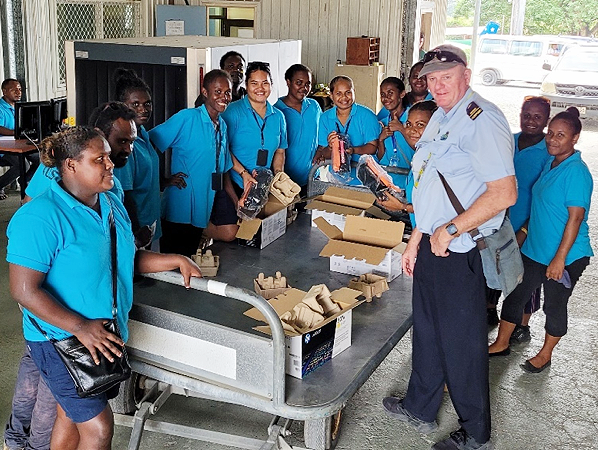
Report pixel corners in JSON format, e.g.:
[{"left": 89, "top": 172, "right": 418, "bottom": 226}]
[{"left": 382, "top": 45, "right": 517, "bottom": 449}]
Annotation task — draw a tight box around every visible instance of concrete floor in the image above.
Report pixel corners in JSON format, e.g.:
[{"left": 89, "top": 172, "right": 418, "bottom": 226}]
[{"left": 2, "top": 82, "right": 598, "bottom": 449}]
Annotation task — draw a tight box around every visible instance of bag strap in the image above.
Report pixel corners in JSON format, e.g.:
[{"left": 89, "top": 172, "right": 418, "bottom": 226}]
[
  {"left": 29, "top": 197, "right": 118, "bottom": 340},
  {"left": 436, "top": 170, "right": 486, "bottom": 250}
]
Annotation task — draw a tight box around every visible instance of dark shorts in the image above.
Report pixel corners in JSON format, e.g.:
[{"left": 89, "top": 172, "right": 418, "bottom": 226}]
[
  {"left": 210, "top": 189, "right": 239, "bottom": 226},
  {"left": 27, "top": 340, "right": 119, "bottom": 423}
]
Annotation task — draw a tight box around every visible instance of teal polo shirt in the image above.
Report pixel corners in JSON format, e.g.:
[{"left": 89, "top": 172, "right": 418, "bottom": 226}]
[
  {"left": 221, "top": 96, "right": 288, "bottom": 189},
  {"left": 376, "top": 107, "right": 408, "bottom": 123},
  {"left": 149, "top": 105, "right": 233, "bottom": 228},
  {"left": 523, "top": 151, "right": 594, "bottom": 266},
  {"left": 274, "top": 97, "right": 322, "bottom": 187},
  {"left": 7, "top": 181, "right": 136, "bottom": 342},
  {"left": 0, "top": 97, "right": 15, "bottom": 130},
  {"left": 509, "top": 133, "right": 550, "bottom": 231},
  {"left": 318, "top": 103, "right": 380, "bottom": 163},
  {"left": 377, "top": 115, "right": 415, "bottom": 189},
  {"left": 114, "top": 126, "right": 162, "bottom": 241},
  {"left": 25, "top": 164, "right": 124, "bottom": 202}
]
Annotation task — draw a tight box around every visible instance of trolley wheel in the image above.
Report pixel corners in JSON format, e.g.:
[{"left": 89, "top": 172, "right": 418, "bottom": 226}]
[
  {"left": 304, "top": 409, "right": 343, "bottom": 450},
  {"left": 480, "top": 69, "right": 498, "bottom": 86},
  {"left": 108, "top": 372, "right": 145, "bottom": 414}
]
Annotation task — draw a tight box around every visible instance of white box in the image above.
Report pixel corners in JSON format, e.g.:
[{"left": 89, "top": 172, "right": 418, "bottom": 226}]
[{"left": 330, "top": 249, "right": 403, "bottom": 282}]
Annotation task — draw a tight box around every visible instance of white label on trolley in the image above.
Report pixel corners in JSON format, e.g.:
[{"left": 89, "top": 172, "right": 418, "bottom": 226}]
[
  {"left": 128, "top": 320, "right": 237, "bottom": 379},
  {"left": 207, "top": 280, "right": 228, "bottom": 297}
]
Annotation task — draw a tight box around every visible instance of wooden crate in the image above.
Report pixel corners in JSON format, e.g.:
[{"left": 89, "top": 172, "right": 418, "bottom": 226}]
[{"left": 346, "top": 37, "right": 380, "bottom": 66}]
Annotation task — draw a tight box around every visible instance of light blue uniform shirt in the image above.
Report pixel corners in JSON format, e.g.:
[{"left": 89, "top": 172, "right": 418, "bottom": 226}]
[
  {"left": 25, "top": 164, "right": 125, "bottom": 202},
  {"left": 274, "top": 97, "right": 321, "bottom": 187},
  {"left": 509, "top": 133, "right": 550, "bottom": 231},
  {"left": 0, "top": 97, "right": 15, "bottom": 130},
  {"left": 523, "top": 151, "right": 593, "bottom": 266},
  {"left": 114, "top": 126, "right": 162, "bottom": 241},
  {"left": 7, "top": 181, "right": 136, "bottom": 342},
  {"left": 412, "top": 88, "right": 515, "bottom": 253},
  {"left": 377, "top": 115, "right": 414, "bottom": 189},
  {"left": 221, "top": 96, "right": 288, "bottom": 189},
  {"left": 150, "top": 105, "right": 233, "bottom": 228}
]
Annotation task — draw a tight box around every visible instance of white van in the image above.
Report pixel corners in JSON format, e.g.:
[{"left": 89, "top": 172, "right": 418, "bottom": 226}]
[{"left": 474, "top": 35, "right": 580, "bottom": 85}]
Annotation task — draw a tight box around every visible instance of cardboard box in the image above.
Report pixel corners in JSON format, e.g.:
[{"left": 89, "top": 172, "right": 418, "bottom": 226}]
[
  {"left": 244, "top": 287, "right": 364, "bottom": 379},
  {"left": 306, "top": 186, "right": 388, "bottom": 230},
  {"left": 236, "top": 195, "right": 287, "bottom": 249},
  {"left": 314, "top": 215, "right": 406, "bottom": 281}
]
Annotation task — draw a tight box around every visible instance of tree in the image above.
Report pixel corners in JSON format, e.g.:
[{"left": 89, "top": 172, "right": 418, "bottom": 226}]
[{"left": 448, "top": 0, "right": 598, "bottom": 36}]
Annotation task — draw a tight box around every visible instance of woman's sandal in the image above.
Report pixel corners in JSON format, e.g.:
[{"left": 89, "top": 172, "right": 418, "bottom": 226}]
[
  {"left": 521, "top": 359, "right": 551, "bottom": 373},
  {"left": 0, "top": 189, "right": 7, "bottom": 200}
]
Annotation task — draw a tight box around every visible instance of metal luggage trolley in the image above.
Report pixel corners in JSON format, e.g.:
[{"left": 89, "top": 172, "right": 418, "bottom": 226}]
[{"left": 112, "top": 214, "right": 413, "bottom": 450}]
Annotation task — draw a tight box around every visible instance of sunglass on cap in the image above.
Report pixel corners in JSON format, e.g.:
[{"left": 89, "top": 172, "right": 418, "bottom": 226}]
[{"left": 422, "top": 50, "right": 466, "bottom": 66}]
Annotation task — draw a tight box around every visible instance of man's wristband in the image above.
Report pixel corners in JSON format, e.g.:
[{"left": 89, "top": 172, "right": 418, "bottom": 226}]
[{"left": 520, "top": 227, "right": 528, "bottom": 235}]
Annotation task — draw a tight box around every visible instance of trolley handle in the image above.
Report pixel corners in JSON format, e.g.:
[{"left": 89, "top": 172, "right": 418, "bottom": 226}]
[{"left": 141, "top": 271, "right": 286, "bottom": 406}]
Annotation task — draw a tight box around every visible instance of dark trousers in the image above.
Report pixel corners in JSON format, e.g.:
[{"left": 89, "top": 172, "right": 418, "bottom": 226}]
[
  {"left": 404, "top": 235, "right": 491, "bottom": 443},
  {"left": 501, "top": 254, "right": 589, "bottom": 337},
  {"left": 160, "top": 220, "right": 203, "bottom": 257}
]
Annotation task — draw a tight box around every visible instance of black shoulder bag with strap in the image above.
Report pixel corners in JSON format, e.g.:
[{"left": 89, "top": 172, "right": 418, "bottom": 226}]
[
  {"left": 437, "top": 170, "right": 524, "bottom": 297},
  {"left": 30, "top": 202, "right": 131, "bottom": 398}
]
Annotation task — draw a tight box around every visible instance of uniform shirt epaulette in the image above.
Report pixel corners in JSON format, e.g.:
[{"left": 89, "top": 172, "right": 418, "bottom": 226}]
[{"left": 466, "top": 102, "right": 483, "bottom": 120}]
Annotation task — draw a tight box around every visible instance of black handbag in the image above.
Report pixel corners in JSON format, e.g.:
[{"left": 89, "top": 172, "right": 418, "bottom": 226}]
[
  {"left": 29, "top": 204, "right": 131, "bottom": 397},
  {"left": 437, "top": 171, "right": 524, "bottom": 297}
]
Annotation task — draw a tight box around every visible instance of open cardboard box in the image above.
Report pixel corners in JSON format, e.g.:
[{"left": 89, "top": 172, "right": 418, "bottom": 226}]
[
  {"left": 306, "top": 186, "right": 389, "bottom": 230},
  {"left": 236, "top": 195, "right": 288, "bottom": 249},
  {"left": 314, "top": 215, "right": 406, "bottom": 281},
  {"left": 244, "top": 287, "right": 364, "bottom": 379}
]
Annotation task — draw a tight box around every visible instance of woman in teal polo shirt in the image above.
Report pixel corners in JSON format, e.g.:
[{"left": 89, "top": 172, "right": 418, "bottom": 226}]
[
  {"left": 489, "top": 107, "right": 593, "bottom": 373},
  {"left": 150, "top": 70, "right": 235, "bottom": 256},
  {"left": 221, "top": 61, "right": 288, "bottom": 193},
  {"left": 113, "top": 69, "right": 182, "bottom": 249},
  {"left": 314, "top": 76, "right": 380, "bottom": 185},
  {"left": 7, "top": 126, "right": 200, "bottom": 449},
  {"left": 274, "top": 64, "right": 322, "bottom": 190},
  {"left": 376, "top": 77, "right": 412, "bottom": 189},
  {"left": 486, "top": 96, "right": 552, "bottom": 336}
]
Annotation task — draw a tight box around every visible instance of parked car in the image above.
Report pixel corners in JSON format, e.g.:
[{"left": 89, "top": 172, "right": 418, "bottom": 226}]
[
  {"left": 474, "top": 35, "right": 582, "bottom": 85},
  {"left": 540, "top": 44, "right": 598, "bottom": 118}
]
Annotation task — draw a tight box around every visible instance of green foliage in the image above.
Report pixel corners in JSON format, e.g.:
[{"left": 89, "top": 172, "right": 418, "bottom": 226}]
[{"left": 448, "top": 0, "right": 598, "bottom": 37}]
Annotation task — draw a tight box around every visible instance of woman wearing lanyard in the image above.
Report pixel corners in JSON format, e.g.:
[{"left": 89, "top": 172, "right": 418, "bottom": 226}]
[
  {"left": 488, "top": 107, "right": 593, "bottom": 373},
  {"left": 313, "top": 76, "right": 379, "bottom": 184},
  {"left": 6, "top": 126, "right": 200, "bottom": 449},
  {"left": 150, "top": 70, "right": 234, "bottom": 256},
  {"left": 376, "top": 100, "right": 437, "bottom": 222},
  {"left": 274, "top": 64, "right": 322, "bottom": 192},
  {"left": 376, "top": 77, "right": 412, "bottom": 189},
  {"left": 221, "top": 61, "right": 288, "bottom": 195}
]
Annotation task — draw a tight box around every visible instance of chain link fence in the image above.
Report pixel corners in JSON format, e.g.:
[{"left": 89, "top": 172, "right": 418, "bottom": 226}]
[{"left": 56, "top": 0, "right": 142, "bottom": 83}]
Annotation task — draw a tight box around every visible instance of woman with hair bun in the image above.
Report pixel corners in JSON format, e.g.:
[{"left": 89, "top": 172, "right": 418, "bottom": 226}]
[
  {"left": 6, "top": 126, "right": 200, "bottom": 449},
  {"left": 488, "top": 107, "right": 593, "bottom": 373}
]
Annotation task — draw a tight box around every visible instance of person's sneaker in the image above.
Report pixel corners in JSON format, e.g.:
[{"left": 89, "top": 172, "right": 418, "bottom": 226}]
[
  {"left": 509, "top": 325, "right": 531, "bottom": 344},
  {"left": 487, "top": 308, "right": 499, "bottom": 327},
  {"left": 432, "top": 428, "right": 493, "bottom": 450},
  {"left": 382, "top": 397, "right": 438, "bottom": 434}
]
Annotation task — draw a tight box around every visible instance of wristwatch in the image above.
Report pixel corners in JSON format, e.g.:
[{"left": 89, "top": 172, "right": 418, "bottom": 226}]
[{"left": 446, "top": 222, "right": 459, "bottom": 236}]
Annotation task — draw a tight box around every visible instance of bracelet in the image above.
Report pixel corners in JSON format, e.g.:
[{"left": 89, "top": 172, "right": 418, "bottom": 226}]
[
  {"left": 239, "top": 169, "right": 248, "bottom": 176},
  {"left": 520, "top": 227, "right": 528, "bottom": 235}
]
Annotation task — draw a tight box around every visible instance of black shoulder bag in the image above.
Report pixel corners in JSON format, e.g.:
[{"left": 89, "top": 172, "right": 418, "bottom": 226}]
[
  {"left": 437, "top": 171, "right": 524, "bottom": 297},
  {"left": 30, "top": 204, "right": 131, "bottom": 397}
]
